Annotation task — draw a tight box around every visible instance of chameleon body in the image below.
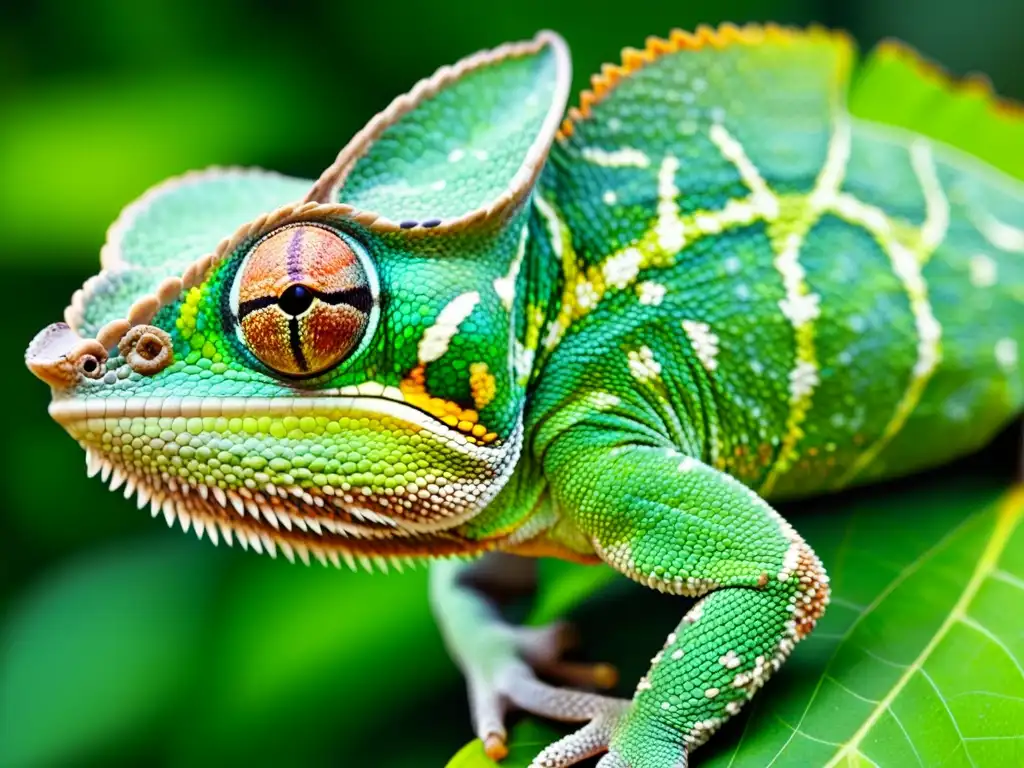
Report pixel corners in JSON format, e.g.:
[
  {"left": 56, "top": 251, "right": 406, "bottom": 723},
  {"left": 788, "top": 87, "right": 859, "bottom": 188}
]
[{"left": 25, "top": 25, "right": 1024, "bottom": 767}]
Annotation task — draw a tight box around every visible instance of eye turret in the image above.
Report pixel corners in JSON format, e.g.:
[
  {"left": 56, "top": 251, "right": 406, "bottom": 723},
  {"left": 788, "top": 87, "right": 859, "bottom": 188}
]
[{"left": 231, "top": 224, "right": 374, "bottom": 376}]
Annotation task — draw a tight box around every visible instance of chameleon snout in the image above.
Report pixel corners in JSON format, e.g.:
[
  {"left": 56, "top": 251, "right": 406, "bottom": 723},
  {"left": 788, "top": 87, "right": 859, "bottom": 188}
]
[{"left": 25, "top": 322, "right": 108, "bottom": 390}]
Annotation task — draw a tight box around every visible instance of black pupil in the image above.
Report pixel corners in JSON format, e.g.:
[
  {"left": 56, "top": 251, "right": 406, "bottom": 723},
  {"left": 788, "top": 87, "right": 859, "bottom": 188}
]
[
  {"left": 82, "top": 357, "right": 97, "bottom": 373},
  {"left": 278, "top": 284, "right": 315, "bottom": 316}
]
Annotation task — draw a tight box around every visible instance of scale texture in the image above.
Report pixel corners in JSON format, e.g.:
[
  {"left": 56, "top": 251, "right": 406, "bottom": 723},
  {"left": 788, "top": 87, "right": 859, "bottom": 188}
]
[{"left": 25, "top": 24, "right": 1024, "bottom": 768}]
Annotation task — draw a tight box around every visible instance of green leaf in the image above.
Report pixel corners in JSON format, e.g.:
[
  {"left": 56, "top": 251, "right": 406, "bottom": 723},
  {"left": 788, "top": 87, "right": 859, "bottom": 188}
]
[
  {"left": 0, "top": 538, "right": 220, "bottom": 768},
  {"left": 706, "top": 481, "right": 1024, "bottom": 767},
  {"left": 447, "top": 477, "right": 1024, "bottom": 767},
  {"left": 447, "top": 721, "right": 567, "bottom": 768},
  {"left": 531, "top": 558, "right": 620, "bottom": 626}
]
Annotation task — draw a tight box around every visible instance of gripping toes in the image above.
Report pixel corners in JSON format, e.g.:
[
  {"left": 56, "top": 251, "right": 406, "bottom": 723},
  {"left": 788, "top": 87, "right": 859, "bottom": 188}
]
[
  {"left": 473, "top": 622, "right": 625, "bottom": 761},
  {"left": 429, "top": 558, "right": 622, "bottom": 761},
  {"left": 527, "top": 700, "right": 629, "bottom": 767}
]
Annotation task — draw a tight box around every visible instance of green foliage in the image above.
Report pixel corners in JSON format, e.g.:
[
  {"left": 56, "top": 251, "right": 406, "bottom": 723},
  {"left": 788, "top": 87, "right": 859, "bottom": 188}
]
[
  {"left": 448, "top": 478, "right": 1024, "bottom": 766},
  {"left": 448, "top": 721, "right": 567, "bottom": 768},
  {"left": 0, "top": 66, "right": 324, "bottom": 263},
  {"left": 0, "top": 539, "right": 457, "bottom": 768},
  {"left": 0, "top": 542, "right": 221, "bottom": 767}
]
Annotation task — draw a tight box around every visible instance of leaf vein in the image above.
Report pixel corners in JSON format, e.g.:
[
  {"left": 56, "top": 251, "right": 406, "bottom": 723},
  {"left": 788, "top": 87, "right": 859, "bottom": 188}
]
[
  {"left": 921, "top": 665, "right": 977, "bottom": 768},
  {"left": 888, "top": 704, "right": 925, "bottom": 767},
  {"left": 825, "top": 673, "right": 881, "bottom": 704},
  {"left": 958, "top": 614, "right": 1024, "bottom": 677},
  {"left": 992, "top": 568, "right": 1024, "bottom": 593},
  {"left": 822, "top": 488, "right": 1024, "bottom": 767},
  {"left": 771, "top": 714, "right": 843, "bottom": 746},
  {"left": 859, "top": 646, "right": 910, "bottom": 669},
  {"left": 780, "top": 511, "right": 979, "bottom": 765}
]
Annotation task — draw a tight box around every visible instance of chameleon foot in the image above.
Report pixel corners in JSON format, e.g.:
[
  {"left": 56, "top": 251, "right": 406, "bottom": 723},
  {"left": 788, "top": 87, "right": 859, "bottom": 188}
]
[
  {"left": 430, "top": 557, "right": 621, "bottom": 761},
  {"left": 497, "top": 660, "right": 628, "bottom": 765},
  {"left": 525, "top": 692, "right": 629, "bottom": 767},
  {"left": 468, "top": 617, "right": 623, "bottom": 761}
]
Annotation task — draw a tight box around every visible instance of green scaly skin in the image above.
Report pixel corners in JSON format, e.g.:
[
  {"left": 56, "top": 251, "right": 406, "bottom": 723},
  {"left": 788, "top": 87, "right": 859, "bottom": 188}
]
[{"left": 25, "top": 24, "right": 1024, "bottom": 767}]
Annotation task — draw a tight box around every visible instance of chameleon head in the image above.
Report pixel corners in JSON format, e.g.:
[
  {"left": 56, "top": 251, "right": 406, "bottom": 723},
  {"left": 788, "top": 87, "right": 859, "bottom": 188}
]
[
  {"left": 25, "top": 214, "right": 527, "bottom": 564},
  {"left": 24, "top": 30, "right": 569, "bottom": 566}
]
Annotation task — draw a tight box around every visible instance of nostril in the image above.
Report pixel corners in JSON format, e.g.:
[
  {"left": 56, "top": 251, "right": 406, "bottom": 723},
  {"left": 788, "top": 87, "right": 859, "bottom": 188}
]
[{"left": 77, "top": 353, "right": 106, "bottom": 380}]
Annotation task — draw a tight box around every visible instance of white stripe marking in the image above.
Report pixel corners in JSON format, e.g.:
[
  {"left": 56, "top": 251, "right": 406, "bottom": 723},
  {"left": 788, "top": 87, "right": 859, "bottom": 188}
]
[
  {"left": 418, "top": 291, "right": 480, "bottom": 363},
  {"left": 975, "top": 211, "right": 1024, "bottom": 253},
  {"left": 533, "top": 194, "right": 566, "bottom": 260},
  {"left": 493, "top": 226, "right": 527, "bottom": 309},
  {"left": 581, "top": 146, "right": 651, "bottom": 168},
  {"left": 603, "top": 247, "right": 643, "bottom": 289},
  {"left": 656, "top": 155, "right": 685, "bottom": 252},
  {"left": 709, "top": 123, "right": 779, "bottom": 218},
  {"left": 760, "top": 119, "right": 849, "bottom": 495},
  {"left": 910, "top": 140, "right": 950, "bottom": 254},
  {"left": 682, "top": 320, "right": 720, "bottom": 373},
  {"left": 833, "top": 193, "right": 943, "bottom": 487},
  {"left": 776, "top": 234, "right": 822, "bottom": 328},
  {"left": 627, "top": 345, "right": 663, "bottom": 382},
  {"left": 809, "top": 119, "right": 852, "bottom": 212}
]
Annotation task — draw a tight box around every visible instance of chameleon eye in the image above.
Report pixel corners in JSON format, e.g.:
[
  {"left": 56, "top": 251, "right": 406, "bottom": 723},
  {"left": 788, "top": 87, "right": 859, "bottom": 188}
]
[{"left": 231, "top": 224, "right": 375, "bottom": 377}]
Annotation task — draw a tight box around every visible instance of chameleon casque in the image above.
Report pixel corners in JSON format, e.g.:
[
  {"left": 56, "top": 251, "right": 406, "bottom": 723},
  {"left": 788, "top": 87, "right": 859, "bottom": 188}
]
[{"left": 23, "top": 23, "right": 1024, "bottom": 767}]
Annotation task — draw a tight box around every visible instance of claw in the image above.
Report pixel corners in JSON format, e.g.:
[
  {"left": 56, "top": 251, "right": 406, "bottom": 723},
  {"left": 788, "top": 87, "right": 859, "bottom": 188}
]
[
  {"left": 514, "top": 622, "right": 618, "bottom": 690},
  {"left": 468, "top": 673, "right": 510, "bottom": 761},
  {"left": 484, "top": 733, "right": 509, "bottom": 761},
  {"left": 539, "top": 660, "right": 619, "bottom": 690},
  {"left": 464, "top": 627, "right": 627, "bottom": 766},
  {"left": 431, "top": 558, "right": 629, "bottom": 767}
]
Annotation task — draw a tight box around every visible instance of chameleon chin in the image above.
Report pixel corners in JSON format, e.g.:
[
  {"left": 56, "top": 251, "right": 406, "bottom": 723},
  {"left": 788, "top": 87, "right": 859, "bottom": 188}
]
[{"left": 25, "top": 23, "right": 1024, "bottom": 767}]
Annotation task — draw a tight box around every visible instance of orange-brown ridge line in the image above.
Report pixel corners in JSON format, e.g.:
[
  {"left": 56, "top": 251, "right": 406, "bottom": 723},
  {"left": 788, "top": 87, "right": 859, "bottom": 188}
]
[
  {"left": 557, "top": 22, "right": 850, "bottom": 140},
  {"left": 305, "top": 30, "right": 571, "bottom": 235}
]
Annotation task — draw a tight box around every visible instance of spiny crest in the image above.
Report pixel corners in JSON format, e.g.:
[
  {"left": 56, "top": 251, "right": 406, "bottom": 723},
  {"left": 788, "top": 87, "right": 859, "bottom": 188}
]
[
  {"left": 83, "top": 443, "right": 490, "bottom": 573},
  {"left": 558, "top": 23, "right": 853, "bottom": 139}
]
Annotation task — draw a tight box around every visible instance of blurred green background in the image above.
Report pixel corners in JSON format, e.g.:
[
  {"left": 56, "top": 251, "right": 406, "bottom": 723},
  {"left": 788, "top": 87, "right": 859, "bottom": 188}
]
[{"left": 1, "top": 1, "right": 1021, "bottom": 766}]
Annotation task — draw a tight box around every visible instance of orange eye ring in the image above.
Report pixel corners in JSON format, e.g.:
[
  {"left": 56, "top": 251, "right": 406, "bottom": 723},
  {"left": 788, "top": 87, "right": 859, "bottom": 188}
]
[{"left": 230, "top": 224, "right": 376, "bottom": 377}]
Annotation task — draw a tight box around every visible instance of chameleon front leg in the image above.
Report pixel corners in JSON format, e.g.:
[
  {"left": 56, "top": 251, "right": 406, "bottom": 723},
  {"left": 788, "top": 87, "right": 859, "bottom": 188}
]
[
  {"left": 541, "top": 432, "right": 830, "bottom": 767},
  {"left": 430, "top": 554, "right": 624, "bottom": 761}
]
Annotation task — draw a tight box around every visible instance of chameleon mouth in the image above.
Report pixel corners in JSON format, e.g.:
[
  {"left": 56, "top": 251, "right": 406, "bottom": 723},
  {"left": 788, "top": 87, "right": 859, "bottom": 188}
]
[
  {"left": 48, "top": 394, "right": 499, "bottom": 458},
  {"left": 51, "top": 395, "right": 522, "bottom": 569}
]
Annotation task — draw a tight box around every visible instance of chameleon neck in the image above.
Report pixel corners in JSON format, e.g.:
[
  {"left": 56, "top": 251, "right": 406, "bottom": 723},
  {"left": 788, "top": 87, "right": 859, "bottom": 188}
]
[{"left": 448, "top": 190, "right": 572, "bottom": 548}]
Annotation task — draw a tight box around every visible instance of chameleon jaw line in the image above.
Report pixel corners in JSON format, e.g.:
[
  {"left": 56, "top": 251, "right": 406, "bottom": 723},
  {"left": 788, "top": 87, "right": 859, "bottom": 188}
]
[{"left": 48, "top": 394, "right": 499, "bottom": 456}]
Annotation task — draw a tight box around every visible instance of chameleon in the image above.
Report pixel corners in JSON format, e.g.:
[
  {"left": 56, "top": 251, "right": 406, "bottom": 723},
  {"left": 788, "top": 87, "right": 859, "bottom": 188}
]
[{"left": 23, "top": 23, "right": 1024, "bottom": 768}]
